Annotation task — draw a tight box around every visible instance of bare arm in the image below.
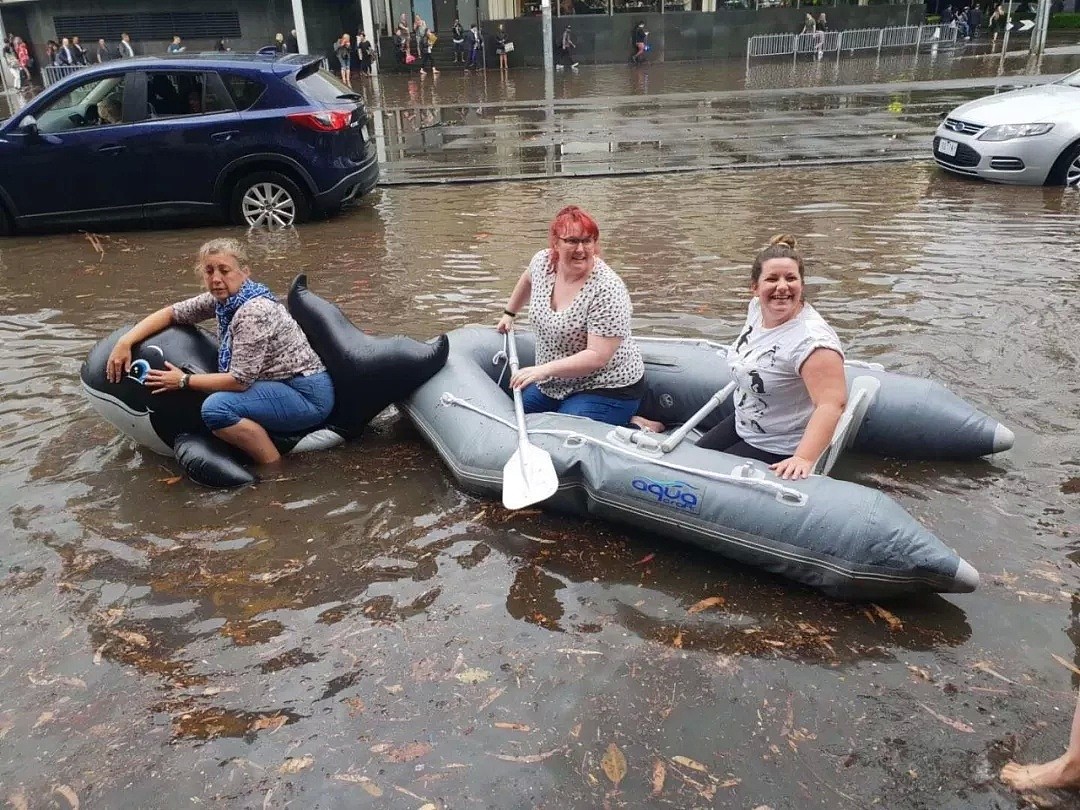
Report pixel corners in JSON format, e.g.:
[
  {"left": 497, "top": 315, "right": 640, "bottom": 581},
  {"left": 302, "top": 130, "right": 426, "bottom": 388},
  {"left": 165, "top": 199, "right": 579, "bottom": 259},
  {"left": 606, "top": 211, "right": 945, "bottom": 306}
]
[
  {"left": 497, "top": 270, "right": 533, "bottom": 333},
  {"left": 770, "top": 348, "right": 847, "bottom": 480},
  {"left": 105, "top": 306, "right": 175, "bottom": 382},
  {"left": 510, "top": 333, "right": 622, "bottom": 389},
  {"left": 144, "top": 363, "right": 248, "bottom": 394}
]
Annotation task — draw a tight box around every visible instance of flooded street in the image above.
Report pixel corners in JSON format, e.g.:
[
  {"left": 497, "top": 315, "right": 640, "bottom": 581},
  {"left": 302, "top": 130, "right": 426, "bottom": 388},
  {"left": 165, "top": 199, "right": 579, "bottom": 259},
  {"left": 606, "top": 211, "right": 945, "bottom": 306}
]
[{"left": 3, "top": 67, "right": 1080, "bottom": 807}]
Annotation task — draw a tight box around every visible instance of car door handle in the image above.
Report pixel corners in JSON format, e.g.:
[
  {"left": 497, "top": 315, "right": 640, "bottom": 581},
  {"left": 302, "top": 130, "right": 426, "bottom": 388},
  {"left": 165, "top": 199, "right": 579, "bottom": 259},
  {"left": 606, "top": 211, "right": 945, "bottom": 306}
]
[
  {"left": 211, "top": 131, "right": 240, "bottom": 143},
  {"left": 96, "top": 144, "right": 125, "bottom": 155}
]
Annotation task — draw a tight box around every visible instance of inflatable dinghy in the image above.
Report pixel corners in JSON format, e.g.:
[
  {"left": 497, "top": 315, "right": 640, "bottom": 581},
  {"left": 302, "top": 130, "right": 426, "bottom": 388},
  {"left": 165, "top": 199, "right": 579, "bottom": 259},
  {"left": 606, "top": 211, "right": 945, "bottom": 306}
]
[
  {"left": 402, "top": 328, "right": 1012, "bottom": 600},
  {"left": 80, "top": 275, "right": 449, "bottom": 488}
]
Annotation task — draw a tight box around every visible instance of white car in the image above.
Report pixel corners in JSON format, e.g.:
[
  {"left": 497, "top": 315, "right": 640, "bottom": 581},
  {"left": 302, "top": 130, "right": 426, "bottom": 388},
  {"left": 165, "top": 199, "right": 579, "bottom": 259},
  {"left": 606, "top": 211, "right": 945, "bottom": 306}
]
[{"left": 933, "top": 69, "right": 1080, "bottom": 186}]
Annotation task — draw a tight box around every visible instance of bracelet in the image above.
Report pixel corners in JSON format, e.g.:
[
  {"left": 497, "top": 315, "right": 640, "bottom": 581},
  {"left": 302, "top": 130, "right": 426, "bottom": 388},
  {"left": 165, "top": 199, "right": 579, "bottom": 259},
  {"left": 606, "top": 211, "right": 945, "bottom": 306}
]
[
  {"left": 179, "top": 373, "right": 190, "bottom": 389},
  {"left": 503, "top": 309, "right": 517, "bottom": 318}
]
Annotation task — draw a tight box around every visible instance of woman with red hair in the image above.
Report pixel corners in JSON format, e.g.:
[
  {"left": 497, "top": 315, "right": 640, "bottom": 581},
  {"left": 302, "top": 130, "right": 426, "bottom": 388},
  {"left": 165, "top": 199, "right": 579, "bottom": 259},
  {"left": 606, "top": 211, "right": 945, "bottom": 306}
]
[{"left": 496, "top": 206, "right": 645, "bottom": 426}]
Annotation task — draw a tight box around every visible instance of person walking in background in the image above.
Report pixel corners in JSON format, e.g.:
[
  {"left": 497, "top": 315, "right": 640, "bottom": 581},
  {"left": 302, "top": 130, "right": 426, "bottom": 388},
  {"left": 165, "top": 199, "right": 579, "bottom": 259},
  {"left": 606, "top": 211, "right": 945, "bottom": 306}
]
[
  {"left": 559, "top": 25, "right": 577, "bottom": 70},
  {"left": 14, "top": 36, "right": 30, "bottom": 83},
  {"left": 631, "top": 20, "right": 647, "bottom": 64},
  {"left": 335, "top": 33, "right": 352, "bottom": 84},
  {"left": 989, "top": 3, "right": 1005, "bottom": 43},
  {"left": 357, "top": 31, "right": 373, "bottom": 75},
  {"left": 71, "top": 35, "right": 87, "bottom": 65},
  {"left": 216, "top": 38, "right": 231, "bottom": 52},
  {"left": 55, "top": 37, "right": 74, "bottom": 67},
  {"left": 287, "top": 29, "right": 299, "bottom": 53},
  {"left": 814, "top": 13, "right": 827, "bottom": 58},
  {"left": 45, "top": 40, "right": 59, "bottom": 65},
  {"left": 167, "top": 35, "right": 185, "bottom": 54},
  {"left": 466, "top": 23, "right": 481, "bottom": 70},
  {"left": 967, "top": 4, "right": 982, "bottom": 38},
  {"left": 118, "top": 32, "right": 135, "bottom": 59},
  {"left": 272, "top": 33, "right": 287, "bottom": 55},
  {"left": 95, "top": 37, "right": 111, "bottom": 63},
  {"left": 452, "top": 20, "right": 465, "bottom": 63},
  {"left": 417, "top": 19, "right": 438, "bottom": 75},
  {"left": 495, "top": 24, "right": 509, "bottom": 72}
]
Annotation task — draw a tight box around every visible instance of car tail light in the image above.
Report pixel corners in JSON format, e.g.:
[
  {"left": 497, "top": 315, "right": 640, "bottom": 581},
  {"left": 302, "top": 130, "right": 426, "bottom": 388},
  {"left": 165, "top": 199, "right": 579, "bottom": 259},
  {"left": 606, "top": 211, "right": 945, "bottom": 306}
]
[{"left": 287, "top": 110, "right": 352, "bottom": 132}]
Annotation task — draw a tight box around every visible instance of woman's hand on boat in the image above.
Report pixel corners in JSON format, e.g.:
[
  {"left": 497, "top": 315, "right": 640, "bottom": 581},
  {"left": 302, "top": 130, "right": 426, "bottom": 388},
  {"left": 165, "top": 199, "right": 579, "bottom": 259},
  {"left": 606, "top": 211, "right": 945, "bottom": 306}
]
[
  {"left": 769, "top": 455, "right": 814, "bottom": 480},
  {"left": 105, "top": 342, "right": 132, "bottom": 383},
  {"left": 510, "top": 364, "right": 551, "bottom": 389},
  {"left": 496, "top": 314, "right": 515, "bottom": 334},
  {"left": 144, "top": 361, "right": 186, "bottom": 394}
]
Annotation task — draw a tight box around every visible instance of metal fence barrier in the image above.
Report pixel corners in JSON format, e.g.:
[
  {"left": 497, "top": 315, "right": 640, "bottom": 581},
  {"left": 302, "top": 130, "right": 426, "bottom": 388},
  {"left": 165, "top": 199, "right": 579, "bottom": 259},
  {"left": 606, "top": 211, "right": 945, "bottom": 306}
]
[
  {"left": 746, "top": 23, "right": 958, "bottom": 70},
  {"left": 42, "top": 64, "right": 88, "bottom": 87}
]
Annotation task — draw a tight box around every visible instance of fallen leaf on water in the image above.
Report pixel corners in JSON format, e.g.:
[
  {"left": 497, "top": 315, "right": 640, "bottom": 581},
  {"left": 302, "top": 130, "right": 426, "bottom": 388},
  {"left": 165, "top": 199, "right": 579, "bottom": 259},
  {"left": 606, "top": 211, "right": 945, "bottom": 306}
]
[
  {"left": 1033, "top": 569, "right": 1064, "bottom": 584},
  {"left": 907, "top": 665, "right": 933, "bottom": 682},
  {"left": 277, "top": 755, "right": 314, "bottom": 774},
  {"left": 555, "top": 648, "right": 602, "bottom": 657},
  {"left": 52, "top": 785, "right": 79, "bottom": 810},
  {"left": 7, "top": 790, "right": 28, "bottom": 810},
  {"left": 570, "top": 723, "right": 582, "bottom": 738},
  {"left": 1051, "top": 653, "right": 1080, "bottom": 677},
  {"left": 687, "top": 596, "right": 725, "bottom": 614},
  {"left": 331, "top": 774, "right": 383, "bottom": 796},
  {"left": 672, "top": 755, "right": 708, "bottom": 773},
  {"left": 492, "top": 747, "right": 562, "bottom": 764},
  {"left": 672, "top": 630, "right": 683, "bottom": 649},
  {"left": 455, "top": 668, "right": 491, "bottom": 684},
  {"left": 32, "top": 711, "right": 56, "bottom": 730},
  {"left": 384, "top": 684, "right": 404, "bottom": 695},
  {"left": 972, "top": 661, "right": 1016, "bottom": 684},
  {"left": 601, "top": 743, "right": 627, "bottom": 787},
  {"left": 250, "top": 715, "right": 287, "bottom": 733},
  {"left": 870, "top": 604, "right": 903, "bottom": 632},
  {"left": 494, "top": 722, "right": 531, "bottom": 732},
  {"left": 474, "top": 231, "right": 492, "bottom": 240},
  {"left": 719, "top": 777, "right": 741, "bottom": 788},
  {"left": 634, "top": 553, "right": 656, "bottom": 566},
  {"left": 113, "top": 630, "right": 150, "bottom": 648},
  {"left": 386, "top": 742, "right": 432, "bottom": 763},
  {"left": 917, "top": 703, "right": 974, "bottom": 733},
  {"left": 651, "top": 759, "right": 666, "bottom": 796},
  {"left": 369, "top": 743, "right": 391, "bottom": 753},
  {"left": 158, "top": 476, "right": 182, "bottom": 485},
  {"left": 419, "top": 805, "right": 437, "bottom": 810}
]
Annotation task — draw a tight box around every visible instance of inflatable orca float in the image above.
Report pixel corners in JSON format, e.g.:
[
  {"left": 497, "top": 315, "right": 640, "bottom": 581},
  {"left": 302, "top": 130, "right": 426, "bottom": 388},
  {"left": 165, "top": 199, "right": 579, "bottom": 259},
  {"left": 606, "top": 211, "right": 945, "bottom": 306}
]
[{"left": 80, "top": 275, "right": 450, "bottom": 488}]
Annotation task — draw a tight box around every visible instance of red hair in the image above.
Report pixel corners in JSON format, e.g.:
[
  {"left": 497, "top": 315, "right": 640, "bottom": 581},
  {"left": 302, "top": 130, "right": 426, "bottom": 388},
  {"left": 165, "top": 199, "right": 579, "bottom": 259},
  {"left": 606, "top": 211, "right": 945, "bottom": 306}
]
[{"left": 547, "top": 205, "right": 600, "bottom": 252}]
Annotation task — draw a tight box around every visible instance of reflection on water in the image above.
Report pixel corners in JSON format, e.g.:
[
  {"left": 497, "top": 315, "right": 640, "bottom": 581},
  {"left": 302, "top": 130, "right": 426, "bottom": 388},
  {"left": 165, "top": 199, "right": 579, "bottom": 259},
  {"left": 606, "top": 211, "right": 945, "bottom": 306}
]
[{"left": 1, "top": 163, "right": 1079, "bottom": 806}]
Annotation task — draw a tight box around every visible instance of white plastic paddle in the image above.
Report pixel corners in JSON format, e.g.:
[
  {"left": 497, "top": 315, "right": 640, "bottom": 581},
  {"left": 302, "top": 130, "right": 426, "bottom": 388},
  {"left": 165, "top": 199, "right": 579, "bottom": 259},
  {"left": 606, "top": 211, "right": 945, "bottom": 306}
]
[{"left": 501, "top": 327, "right": 560, "bottom": 510}]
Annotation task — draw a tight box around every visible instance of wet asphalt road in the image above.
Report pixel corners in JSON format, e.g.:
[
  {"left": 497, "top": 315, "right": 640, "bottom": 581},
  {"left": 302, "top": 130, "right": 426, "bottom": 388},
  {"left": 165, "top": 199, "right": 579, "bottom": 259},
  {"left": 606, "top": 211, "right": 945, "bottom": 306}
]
[{"left": 1, "top": 45, "right": 1080, "bottom": 810}]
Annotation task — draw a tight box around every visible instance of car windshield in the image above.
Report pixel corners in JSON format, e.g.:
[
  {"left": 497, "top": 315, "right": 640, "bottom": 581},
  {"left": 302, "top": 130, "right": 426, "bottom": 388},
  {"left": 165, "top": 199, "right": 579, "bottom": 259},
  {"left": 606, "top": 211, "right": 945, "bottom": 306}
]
[{"left": 1058, "top": 69, "right": 1080, "bottom": 88}]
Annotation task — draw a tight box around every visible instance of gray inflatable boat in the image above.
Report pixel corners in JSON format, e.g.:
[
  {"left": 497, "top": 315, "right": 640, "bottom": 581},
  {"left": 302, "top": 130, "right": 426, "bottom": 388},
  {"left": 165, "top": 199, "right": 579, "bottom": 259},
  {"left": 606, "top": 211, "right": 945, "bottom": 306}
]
[{"left": 402, "top": 327, "right": 1012, "bottom": 600}]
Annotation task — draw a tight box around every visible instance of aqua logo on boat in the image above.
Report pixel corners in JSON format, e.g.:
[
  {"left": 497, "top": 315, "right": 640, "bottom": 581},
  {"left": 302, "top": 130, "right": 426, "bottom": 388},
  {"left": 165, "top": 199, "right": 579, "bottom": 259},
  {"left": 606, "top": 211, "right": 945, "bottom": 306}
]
[{"left": 631, "top": 476, "right": 701, "bottom": 514}]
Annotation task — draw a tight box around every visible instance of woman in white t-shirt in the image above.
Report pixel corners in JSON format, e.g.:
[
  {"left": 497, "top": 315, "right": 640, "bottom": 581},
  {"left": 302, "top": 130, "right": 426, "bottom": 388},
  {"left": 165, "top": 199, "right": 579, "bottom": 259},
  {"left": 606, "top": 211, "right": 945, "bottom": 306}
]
[{"left": 698, "top": 234, "right": 847, "bottom": 480}]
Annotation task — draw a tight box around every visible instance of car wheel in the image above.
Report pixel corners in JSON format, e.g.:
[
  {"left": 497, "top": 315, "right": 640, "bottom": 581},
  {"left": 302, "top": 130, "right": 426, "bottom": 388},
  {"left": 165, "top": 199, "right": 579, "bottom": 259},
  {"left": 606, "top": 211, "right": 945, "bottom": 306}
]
[
  {"left": 1048, "top": 141, "right": 1080, "bottom": 187},
  {"left": 230, "top": 171, "right": 310, "bottom": 229}
]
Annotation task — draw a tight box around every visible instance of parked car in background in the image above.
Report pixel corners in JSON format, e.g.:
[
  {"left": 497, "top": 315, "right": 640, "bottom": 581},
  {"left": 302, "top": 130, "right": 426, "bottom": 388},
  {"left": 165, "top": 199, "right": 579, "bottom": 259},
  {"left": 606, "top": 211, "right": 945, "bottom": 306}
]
[
  {"left": 0, "top": 53, "right": 379, "bottom": 234},
  {"left": 933, "top": 69, "right": 1080, "bottom": 186}
]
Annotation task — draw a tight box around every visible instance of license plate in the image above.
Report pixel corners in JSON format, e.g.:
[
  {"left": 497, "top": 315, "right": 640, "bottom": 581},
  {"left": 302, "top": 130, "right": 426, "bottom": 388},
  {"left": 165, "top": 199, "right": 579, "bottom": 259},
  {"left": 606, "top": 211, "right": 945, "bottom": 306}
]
[{"left": 938, "top": 138, "right": 958, "bottom": 157}]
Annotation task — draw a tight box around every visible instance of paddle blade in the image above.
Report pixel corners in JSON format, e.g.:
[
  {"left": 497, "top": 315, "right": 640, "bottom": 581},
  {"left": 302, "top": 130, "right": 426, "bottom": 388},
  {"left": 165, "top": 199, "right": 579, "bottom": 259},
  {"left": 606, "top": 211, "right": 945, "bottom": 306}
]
[{"left": 502, "top": 443, "right": 559, "bottom": 510}]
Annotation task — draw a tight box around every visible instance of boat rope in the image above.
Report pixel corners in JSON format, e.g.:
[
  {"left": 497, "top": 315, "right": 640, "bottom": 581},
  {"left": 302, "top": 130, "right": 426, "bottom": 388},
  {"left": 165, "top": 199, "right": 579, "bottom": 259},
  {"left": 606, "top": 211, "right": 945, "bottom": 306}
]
[{"left": 437, "top": 392, "right": 808, "bottom": 507}]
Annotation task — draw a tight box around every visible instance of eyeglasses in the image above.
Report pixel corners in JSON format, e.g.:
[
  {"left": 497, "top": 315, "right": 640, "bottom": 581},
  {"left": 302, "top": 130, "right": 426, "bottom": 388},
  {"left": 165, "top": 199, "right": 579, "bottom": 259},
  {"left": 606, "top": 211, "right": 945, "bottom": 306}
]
[{"left": 558, "top": 236, "right": 596, "bottom": 248}]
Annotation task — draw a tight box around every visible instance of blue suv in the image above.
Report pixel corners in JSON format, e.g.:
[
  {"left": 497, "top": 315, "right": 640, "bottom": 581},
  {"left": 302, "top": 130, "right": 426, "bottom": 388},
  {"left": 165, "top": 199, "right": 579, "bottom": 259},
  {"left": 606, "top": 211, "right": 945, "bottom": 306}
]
[{"left": 0, "top": 54, "right": 379, "bottom": 233}]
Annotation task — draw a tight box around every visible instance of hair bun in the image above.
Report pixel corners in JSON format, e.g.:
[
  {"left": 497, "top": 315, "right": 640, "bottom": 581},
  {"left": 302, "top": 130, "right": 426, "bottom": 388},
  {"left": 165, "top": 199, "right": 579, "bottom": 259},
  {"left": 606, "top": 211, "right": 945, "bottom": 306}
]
[{"left": 768, "top": 233, "right": 798, "bottom": 250}]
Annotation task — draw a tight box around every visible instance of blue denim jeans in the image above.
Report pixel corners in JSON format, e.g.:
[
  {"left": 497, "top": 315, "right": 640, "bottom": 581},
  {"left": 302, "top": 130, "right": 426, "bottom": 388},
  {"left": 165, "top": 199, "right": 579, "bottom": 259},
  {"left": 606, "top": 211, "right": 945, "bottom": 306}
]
[
  {"left": 520, "top": 384, "right": 641, "bottom": 427},
  {"left": 201, "top": 371, "right": 335, "bottom": 434}
]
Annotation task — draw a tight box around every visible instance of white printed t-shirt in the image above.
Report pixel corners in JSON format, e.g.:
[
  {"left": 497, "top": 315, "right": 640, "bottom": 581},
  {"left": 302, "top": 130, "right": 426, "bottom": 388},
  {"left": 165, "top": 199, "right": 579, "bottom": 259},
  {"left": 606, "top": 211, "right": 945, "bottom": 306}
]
[
  {"left": 526, "top": 249, "right": 644, "bottom": 401},
  {"left": 728, "top": 298, "right": 844, "bottom": 455}
]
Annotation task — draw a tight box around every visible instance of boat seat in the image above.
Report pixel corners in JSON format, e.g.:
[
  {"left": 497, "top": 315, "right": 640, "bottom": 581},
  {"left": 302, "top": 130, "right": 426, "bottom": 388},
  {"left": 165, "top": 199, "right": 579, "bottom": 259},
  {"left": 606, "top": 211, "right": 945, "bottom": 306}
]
[{"left": 812, "top": 375, "right": 880, "bottom": 477}]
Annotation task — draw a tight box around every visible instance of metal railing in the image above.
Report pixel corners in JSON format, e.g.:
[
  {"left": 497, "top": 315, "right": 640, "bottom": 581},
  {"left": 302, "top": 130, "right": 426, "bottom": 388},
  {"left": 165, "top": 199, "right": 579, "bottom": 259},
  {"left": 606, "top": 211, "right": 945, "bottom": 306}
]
[
  {"left": 42, "top": 64, "right": 88, "bottom": 87},
  {"left": 746, "top": 23, "right": 958, "bottom": 69}
]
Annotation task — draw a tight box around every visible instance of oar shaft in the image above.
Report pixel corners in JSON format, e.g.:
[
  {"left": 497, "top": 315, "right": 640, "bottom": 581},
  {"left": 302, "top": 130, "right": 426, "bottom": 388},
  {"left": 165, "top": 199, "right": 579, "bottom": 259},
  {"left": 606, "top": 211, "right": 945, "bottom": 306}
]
[
  {"left": 660, "top": 381, "right": 737, "bottom": 453},
  {"left": 505, "top": 328, "right": 531, "bottom": 450}
]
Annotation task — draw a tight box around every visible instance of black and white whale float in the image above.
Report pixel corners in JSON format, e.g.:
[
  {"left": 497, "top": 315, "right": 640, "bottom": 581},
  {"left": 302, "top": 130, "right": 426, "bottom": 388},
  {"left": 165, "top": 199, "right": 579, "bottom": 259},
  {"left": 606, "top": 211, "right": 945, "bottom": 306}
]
[
  {"left": 80, "top": 275, "right": 449, "bottom": 488},
  {"left": 401, "top": 327, "right": 1015, "bottom": 600}
]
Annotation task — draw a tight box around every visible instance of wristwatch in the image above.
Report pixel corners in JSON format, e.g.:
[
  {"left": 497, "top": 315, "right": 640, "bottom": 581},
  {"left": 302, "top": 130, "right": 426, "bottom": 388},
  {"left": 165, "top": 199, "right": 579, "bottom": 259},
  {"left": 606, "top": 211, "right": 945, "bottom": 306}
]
[{"left": 179, "top": 373, "right": 191, "bottom": 389}]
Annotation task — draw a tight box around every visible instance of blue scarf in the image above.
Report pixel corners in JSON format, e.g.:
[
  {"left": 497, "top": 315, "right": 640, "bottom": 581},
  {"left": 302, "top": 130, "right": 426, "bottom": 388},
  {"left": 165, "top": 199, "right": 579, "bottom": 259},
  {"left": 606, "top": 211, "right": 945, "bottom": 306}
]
[{"left": 216, "top": 279, "right": 276, "bottom": 372}]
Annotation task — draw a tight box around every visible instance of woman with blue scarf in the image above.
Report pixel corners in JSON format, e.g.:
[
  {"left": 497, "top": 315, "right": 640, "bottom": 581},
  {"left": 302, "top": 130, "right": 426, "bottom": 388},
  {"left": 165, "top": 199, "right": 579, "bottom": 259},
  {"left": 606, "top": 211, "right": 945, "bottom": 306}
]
[{"left": 105, "top": 238, "right": 334, "bottom": 466}]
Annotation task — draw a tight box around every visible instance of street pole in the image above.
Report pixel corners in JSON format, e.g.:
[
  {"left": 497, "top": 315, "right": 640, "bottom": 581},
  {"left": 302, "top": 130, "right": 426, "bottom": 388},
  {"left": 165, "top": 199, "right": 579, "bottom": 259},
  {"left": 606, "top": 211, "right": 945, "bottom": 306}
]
[
  {"left": 998, "top": 0, "right": 1013, "bottom": 74},
  {"left": 542, "top": 0, "right": 553, "bottom": 76},
  {"left": 290, "top": 0, "right": 311, "bottom": 54},
  {"left": 1031, "top": 0, "right": 1050, "bottom": 56},
  {"left": 359, "top": 0, "right": 378, "bottom": 75}
]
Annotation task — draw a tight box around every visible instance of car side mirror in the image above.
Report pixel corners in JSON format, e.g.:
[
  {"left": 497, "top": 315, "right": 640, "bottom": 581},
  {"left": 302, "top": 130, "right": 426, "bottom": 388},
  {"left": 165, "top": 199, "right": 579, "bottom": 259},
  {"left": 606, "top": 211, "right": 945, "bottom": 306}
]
[{"left": 18, "top": 115, "right": 39, "bottom": 137}]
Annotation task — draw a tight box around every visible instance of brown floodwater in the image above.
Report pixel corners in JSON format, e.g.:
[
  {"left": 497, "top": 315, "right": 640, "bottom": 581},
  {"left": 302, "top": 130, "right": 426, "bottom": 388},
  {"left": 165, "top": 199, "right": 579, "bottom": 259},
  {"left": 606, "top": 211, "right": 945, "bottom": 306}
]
[{"left": 1, "top": 162, "right": 1079, "bottom": 808}]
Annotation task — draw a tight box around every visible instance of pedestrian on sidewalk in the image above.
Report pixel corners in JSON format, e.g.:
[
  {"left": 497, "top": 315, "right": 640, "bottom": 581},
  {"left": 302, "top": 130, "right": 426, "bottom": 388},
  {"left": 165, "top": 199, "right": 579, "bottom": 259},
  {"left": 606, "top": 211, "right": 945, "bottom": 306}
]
[
  {"left": 95, "top": 37, "right": 111, "bottom": 63},
  {"left": 631, "top": 20, "right": 647, "bottom": 64},
  {"left": 417, "top": 18, "right": 439, "bottom": 75},
  {"left": 560, "top": 25, "right": 577, "bottom": 70},
  {"left": 358, "top": 31, "right": 374, "bottom": 75},
  {"left": 335, "top": 33, "right": 352, "bottom": 84},
  {"left": 496, "top": 24, "right": 509, "bottom": 72},
  {"left": 117, "top": 32, "right": 135, "bottom": 59},
  {"left": 452, "top": 20, "right": 465, "bottom": 63},
  {"left": 466, "top": 23, "right": 482, "bottom": 70}
]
